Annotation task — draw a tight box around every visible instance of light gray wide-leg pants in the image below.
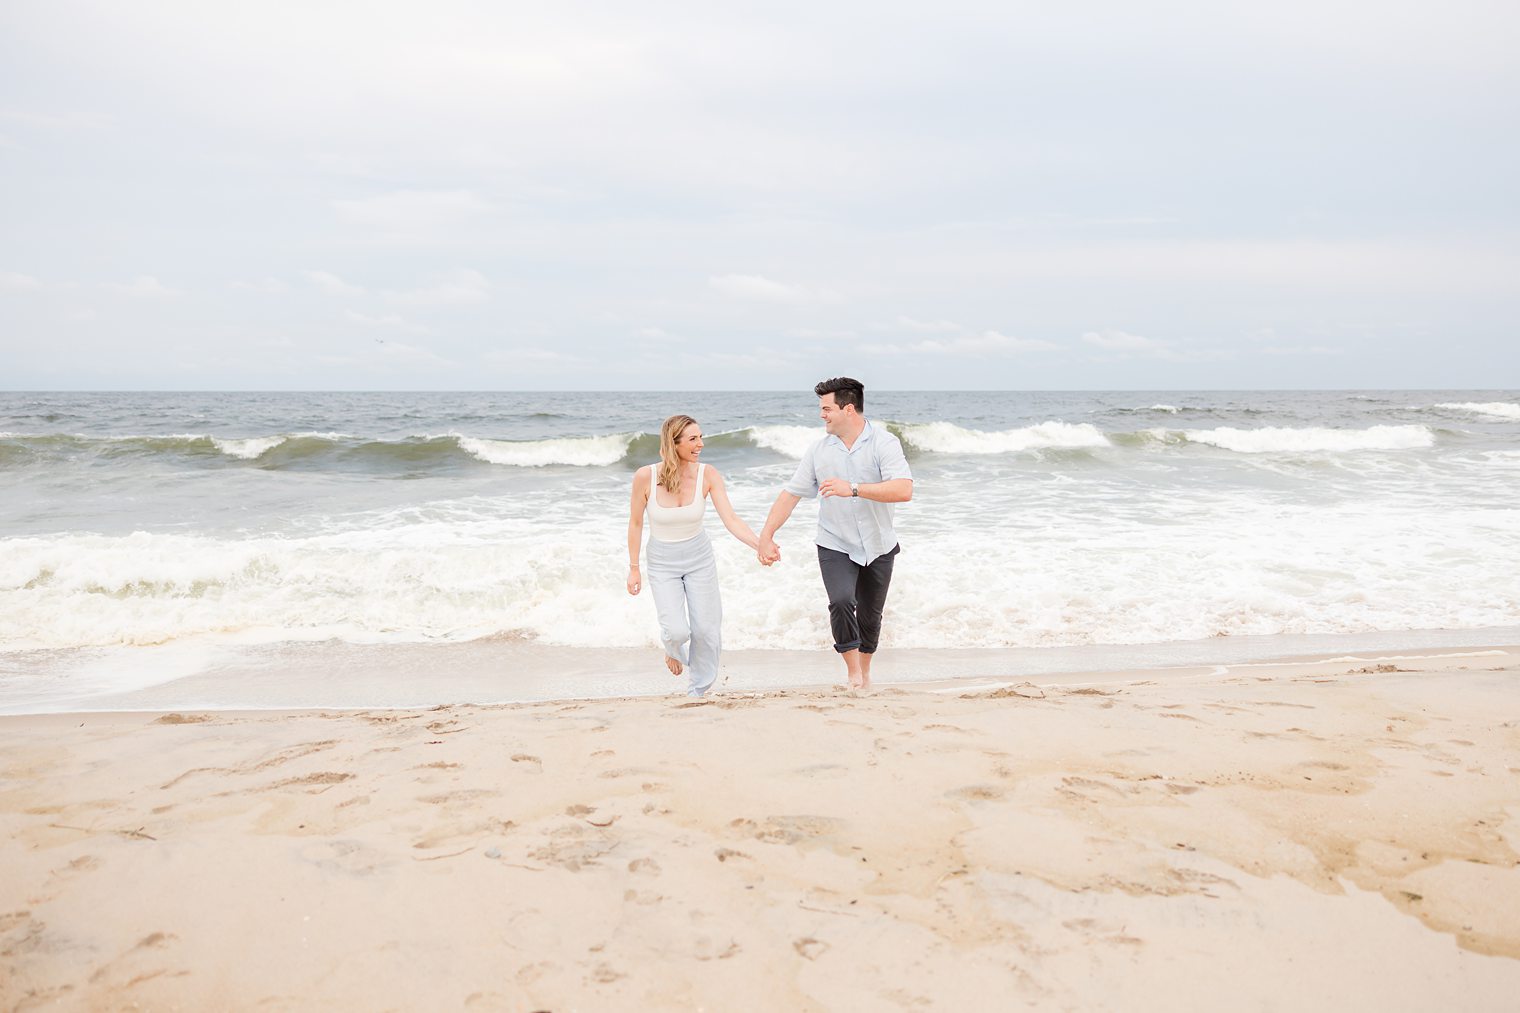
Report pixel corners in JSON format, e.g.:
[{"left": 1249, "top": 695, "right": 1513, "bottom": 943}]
[{"left": 645, "top": 531, "right": 722, "bottom": 697}]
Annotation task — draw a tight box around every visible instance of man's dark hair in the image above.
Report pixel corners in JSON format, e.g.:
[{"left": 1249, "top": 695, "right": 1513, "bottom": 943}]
[{"left": 814, "top": 377, "right": 864, "bottom": 414}]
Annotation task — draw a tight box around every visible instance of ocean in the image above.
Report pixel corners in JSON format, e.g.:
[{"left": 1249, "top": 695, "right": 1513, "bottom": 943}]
[{"left": 3, "top": 389, "right": 1518, "bottom": 712}]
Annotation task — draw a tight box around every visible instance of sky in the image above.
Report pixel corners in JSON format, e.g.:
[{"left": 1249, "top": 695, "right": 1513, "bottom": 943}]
[{"left": 2, "top": 1, "right": 1517, "bottom": 390}]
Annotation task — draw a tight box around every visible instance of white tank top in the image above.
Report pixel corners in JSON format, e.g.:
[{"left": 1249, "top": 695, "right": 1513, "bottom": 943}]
[{"left": 646, "top": 463, "right": 706, "bottom": 542}]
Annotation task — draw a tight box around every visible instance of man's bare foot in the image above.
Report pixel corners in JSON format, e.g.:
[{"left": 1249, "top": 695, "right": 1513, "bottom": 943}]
[{"left": 665, "top": 655, "right": 683, "bottom": 677}]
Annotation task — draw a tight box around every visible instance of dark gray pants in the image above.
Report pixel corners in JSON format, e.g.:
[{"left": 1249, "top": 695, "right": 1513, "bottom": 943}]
[{"left": 817, "top": 544, "right": 899, "bottom": 654}]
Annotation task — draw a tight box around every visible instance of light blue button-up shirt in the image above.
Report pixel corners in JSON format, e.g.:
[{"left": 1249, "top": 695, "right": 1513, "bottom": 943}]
[{"left": 783, "top": 420, "right": 912, "bottom": 566}]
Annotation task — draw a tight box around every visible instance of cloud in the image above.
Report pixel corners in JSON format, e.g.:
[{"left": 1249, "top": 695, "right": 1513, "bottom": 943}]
[
  {"left": 0, "top": 107, "right": 111, "bottom": 131},
  {"left": 861, "top": 330, "right": 1059, "bottom": 356},
  {"left": 709, "top": 274, "right": 815, "bottom": 304},
  {"left": 1081, "top": 329, "right": 1232, "bottom": 363},
  {"left": 1260, "top": 344, "right": 1343, "bottom": 356},
  {"left": 106, "top": 275, "right": 178, "bottom": 298},
  {"left": 1, "top": 272, "right": 43, "bottom": 292},
  {"left": 232, "top": 277, "right": 287, "bottom": 294},
  {"left": 1082, "top": 329, "right": 1169, "bottom": 353},
  {"left": 372, "top": 340, "right": 455, "bottom": 368},
  {"left": 788, "top": 327, "right": 857, "bottom": 340},
  {"left": 634, "top": 326, "right": 687, "bottom": 344},
  {"left": 383, "top": 269, "right": 491, "bottom": 306},
  {"left": 343, "top": 309, "right": 433, "bottom": 335},
  {"left": 966, "top": 241, "right": 1520, "bottom": 293},
  {"left": 333, "top": 189, "right": 496, "bottom": 230},
  {"left": 305, "top": 270, "right": 365, "bottom": 297},
  {"left": 893, "top": 315, "right": 963, "bottom": 333}
]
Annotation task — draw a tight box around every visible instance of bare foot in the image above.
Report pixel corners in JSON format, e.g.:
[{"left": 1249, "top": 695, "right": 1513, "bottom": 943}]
[{"left": 665, "top": 655, "right": 684, "bottom": 677}]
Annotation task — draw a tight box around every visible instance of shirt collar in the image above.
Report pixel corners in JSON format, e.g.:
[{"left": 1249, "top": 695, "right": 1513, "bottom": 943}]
[{"left": 827, "top": 419, "right": 873, "bottom": 451}]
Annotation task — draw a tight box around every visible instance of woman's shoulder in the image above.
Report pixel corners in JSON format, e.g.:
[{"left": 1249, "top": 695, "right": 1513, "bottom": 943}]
[{"left": 632, "top": 464, "right": 652, "bottom": 486}]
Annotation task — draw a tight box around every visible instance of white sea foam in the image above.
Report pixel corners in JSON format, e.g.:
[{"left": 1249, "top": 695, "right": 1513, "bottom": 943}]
[
  {"left": 211, "top": 436, "right": 288, "bottom": 459},
  {"left": 746, "top": 424, "right": 822, "bottom": 458},
  {"left": 899, "top": 421, "right": 1109, "bottom": 454},
  {"left": 1436, "top": 402, "right": 1520, "bottom": 420},
  {"left": 1179, "top": 425, "right": 1435, "bottom": 454},
  {"left": 8, "top": 484, "right": 1514, "bottom": 657},
  {"left": 1150, "top": 404, "right": 1181, "bottom": 413},
  {"left": 454, "top": 433, "right": 633, "bottom": 467}
]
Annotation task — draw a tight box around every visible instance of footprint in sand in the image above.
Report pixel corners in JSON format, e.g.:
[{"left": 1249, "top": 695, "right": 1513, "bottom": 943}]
[
  {"left": 416, "top": 789, "right": 499, "bottom": 808},
  {"left": 793, "top": 937, "right": 829, "bottom": 960},
  {"left": 268, "top": 771, "right": 354, "bottom": 792},
  {"left": 0, "top": 909, "right": 33, "bottom": 934},
  {"left": 793, "top": 763, "right": 849, "bottom": 779},
  {"left": 730, "top": 815, "right": 841, "bottom": 845},
  {"left": 948, "top": 784, "right": 1004, "bottom": 802},
  {"left": 693, "top": 938, "right": 741, "bottom": 961},
  {"left": 297, "top": 839, "right": 388, "bottom": 877},
  {"left": 529, "top": 825, "right": 618, "bottom": 871},
  {"left": 515, "top": 960, "right": 554, "bottom": 985}
]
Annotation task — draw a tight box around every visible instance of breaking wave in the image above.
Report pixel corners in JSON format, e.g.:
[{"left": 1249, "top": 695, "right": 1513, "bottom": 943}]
[
  {"left": 1171, "top": 425, "right": 1436, "bottom": 454},
  {"left": 899, "top": 421, "right": 1110, "bottom": 454}
]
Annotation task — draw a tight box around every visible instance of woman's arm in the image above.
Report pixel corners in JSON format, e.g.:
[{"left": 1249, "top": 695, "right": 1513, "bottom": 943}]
[
  {"left": 757, "top": 491, "right": 800, "bottom": 564},
  {"left": 627, "top": 467, "right": 650, "bottom": 595},
  {"left": 705, "top": 468, "right": 761, "bottom": 551}
]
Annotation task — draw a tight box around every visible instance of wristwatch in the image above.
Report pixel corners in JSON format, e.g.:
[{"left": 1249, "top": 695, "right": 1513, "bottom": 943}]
[{"left": 850, "top": 482, "right": 859, "bottom": 497}]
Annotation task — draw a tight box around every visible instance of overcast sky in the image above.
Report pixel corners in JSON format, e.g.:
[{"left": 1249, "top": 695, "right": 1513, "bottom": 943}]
[{"left": 2, "top": 1, "right": 1517, "bottom": 390}]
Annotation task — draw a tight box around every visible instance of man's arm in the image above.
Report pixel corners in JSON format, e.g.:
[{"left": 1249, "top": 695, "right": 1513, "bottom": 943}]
[
  {"left": 819, "top": 478, "right": 912, "bottom": 502},
  {"left": 757, "top": 491, "right": 801, "bottom": 564}
]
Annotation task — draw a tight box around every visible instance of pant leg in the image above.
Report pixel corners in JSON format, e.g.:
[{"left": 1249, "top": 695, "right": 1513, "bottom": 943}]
[
  {"left": 855, "top": 544, "right": 899, "bottom": 654},
  {"left": 646, "top": 547, "right": 691, "bottom": 667},
  {"left": 817, "top": 546, "right": 863, "bottom": 653},
  {"left": 682, "top": 550, "right": 723, "bottom": 697}
]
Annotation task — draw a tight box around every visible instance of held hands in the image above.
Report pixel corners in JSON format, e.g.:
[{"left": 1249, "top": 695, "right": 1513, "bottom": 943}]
[
  {"left": 756, "top": 538, "right": 781, "bottom": 567},
  {"left": 819, "top": 477, "right": 853, "bottom": 498},
  {"left": 627, "top": 566, "right": 641, "bottom": 595}
]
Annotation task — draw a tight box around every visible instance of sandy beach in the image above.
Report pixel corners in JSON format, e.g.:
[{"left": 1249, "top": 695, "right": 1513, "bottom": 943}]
[{"left": 3, "top": 648, "right": 1518, "bottom": 1011}]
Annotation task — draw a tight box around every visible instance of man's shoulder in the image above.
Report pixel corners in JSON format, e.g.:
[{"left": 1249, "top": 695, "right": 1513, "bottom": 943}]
[{"left": 868, "top": 422, "right": 904, "bottom": 451}]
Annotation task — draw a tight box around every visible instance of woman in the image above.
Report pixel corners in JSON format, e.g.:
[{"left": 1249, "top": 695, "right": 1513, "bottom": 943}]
[{"left": 627, "top": 414, "right": 763, "bottom": 697}]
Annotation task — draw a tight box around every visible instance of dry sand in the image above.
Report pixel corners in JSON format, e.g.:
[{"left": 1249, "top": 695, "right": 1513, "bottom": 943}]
[{"left": 2, "top": 649, "right": 1518, "bottom": 1011}]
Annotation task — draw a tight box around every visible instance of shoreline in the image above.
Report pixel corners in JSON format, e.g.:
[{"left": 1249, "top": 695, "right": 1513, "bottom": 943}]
[
  {"left": 2, "top": 647, "right": 1517, "bottom": 1009},
  {"left": 4, "top": 625, "right": 1519, "bottom": 716}
]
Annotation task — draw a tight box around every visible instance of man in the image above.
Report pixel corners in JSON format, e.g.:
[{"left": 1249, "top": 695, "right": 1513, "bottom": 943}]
[{"left": 757, "top": 377, "right": 913, "bottom": 690}]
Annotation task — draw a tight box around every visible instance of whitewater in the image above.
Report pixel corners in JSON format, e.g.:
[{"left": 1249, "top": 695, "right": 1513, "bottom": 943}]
[{"left": 2, "top": 388, "right": 1518, "bottom": 708}]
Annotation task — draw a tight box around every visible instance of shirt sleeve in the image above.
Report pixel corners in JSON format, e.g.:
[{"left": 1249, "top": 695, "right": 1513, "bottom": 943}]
[
  {"left": 877, "top": 432, "right": 913, "bottom": 482},
  {"left": 782, "top": 442, "right": 820, "bottom": 498}
]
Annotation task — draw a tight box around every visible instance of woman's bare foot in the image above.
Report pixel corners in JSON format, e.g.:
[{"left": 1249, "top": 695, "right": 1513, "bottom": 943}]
[{"left": 665, "top": 655, "right": 684, "bottom": 677}]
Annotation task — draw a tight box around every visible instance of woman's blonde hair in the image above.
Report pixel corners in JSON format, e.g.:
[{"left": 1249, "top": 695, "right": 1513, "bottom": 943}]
[{"left": 657, "top": 415, "right": 698, "bottom": 493}]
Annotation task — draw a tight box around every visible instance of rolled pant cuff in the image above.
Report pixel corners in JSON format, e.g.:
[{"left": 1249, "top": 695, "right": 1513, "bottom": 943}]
[{"left": 832, "top": 640, "right": 862, "bottom": 654}]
